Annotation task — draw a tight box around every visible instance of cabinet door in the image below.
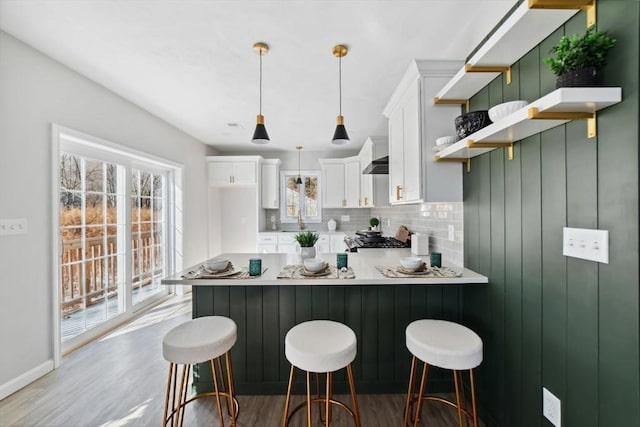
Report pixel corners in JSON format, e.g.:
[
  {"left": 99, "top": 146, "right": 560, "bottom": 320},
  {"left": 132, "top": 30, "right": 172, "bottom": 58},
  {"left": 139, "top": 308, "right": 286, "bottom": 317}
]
[
  {"left": 401, "top": 85, "right": 421, "bottom": 202},
  {"left": 321, "top": 162, "right": 346, "bottom": 207},
  {"left": 208, "top": 162, "right": 234, "bottom": 186},
  {"left": 316, "top": 234, "right": 331, "bottom": 253},
  {"left": 330, "top": 234, "right": 347, "bottom": 252},
  {"left": 233, "top": 162, "right": 257, "bottom": 185},
  {"left": 261, "top": 163, "right": 279, "bottom": 209},
  {"left": 344, "top": 159, "right": 361, "bottom": 207},
  {"left": 359, "top": 142, "right": 373, "bottom": 207},
  {"left": 388, "top": 108, "right": 404, "bottom": 203}
]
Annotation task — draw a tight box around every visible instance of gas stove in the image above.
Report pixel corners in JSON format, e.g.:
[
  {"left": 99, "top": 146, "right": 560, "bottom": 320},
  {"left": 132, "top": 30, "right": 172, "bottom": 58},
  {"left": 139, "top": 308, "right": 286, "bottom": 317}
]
[{"left": 344, "top": 236, "right": 410, "bottom": 252}]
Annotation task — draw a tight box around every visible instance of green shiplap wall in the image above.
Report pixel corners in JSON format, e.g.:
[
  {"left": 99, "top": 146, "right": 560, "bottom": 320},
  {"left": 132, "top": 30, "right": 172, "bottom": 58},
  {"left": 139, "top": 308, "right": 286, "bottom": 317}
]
[{"left": 463, "top": 3, "right": 639, "bottom": 427}]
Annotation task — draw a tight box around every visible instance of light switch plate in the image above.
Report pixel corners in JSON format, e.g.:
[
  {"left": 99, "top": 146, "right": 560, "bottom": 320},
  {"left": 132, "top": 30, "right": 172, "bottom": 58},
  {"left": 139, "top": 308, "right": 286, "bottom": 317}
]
[
  {"left": 562, "top": 227, "right": 609, "bottom": 264},
  {"left": 0, "top": 218, "right": 28, "bottom": 236},
  {"left": 543, "top": 387, "right": 561, "bottom": 426}
]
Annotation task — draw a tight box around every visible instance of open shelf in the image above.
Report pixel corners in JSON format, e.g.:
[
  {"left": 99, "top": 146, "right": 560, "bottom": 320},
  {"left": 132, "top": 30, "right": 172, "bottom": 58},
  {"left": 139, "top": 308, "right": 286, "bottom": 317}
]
[
  {"left": 435, "top": 87, "right": 622, "bottom": 161},
  {"left": 434, "top": 1, "right": 582, "bottom": 103}
]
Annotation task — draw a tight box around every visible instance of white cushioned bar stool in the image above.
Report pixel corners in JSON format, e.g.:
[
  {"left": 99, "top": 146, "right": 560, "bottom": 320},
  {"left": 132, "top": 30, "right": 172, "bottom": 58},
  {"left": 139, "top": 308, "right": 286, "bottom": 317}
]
[
  {"left": 403, "top": 319, "right": 483, "bottom": 427},
  {"left": 282, "top": 320, "right": 361, "bottom": 426},
  {"left": 162, "top": 316, "right": 239, "bottom": 427}
]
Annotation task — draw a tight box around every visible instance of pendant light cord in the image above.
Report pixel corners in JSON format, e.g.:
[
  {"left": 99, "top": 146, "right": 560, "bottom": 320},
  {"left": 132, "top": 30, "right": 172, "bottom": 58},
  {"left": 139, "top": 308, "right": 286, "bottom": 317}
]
[
  {"left": 338, "top": 55, "right": 342, "bottom": 116},
  {"left": 259, "top": 52, "right": 263, "bottom": 115}
]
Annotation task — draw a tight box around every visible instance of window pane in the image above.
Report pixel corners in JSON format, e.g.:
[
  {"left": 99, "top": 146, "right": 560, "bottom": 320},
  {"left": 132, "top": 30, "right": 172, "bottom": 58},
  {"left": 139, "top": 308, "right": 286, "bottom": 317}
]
[
  {"left": 140, "top": 171, "right": 151, "bottom": 197},
  {"left": 60, "top": 154, "right": 81, "bottom": 190},
  {"left": 105, "top": 163, "right": 118, "bottom": 195},
  {"left": 304, "top": 176, "right": 319, "bottom": 216},
  {"left": 85, "top": 160, "right": 104, "bottom": 192},
  {"left": 131, "top": 170, "right": 140, "bottom": 195},
  {"left": 153, "top": 174, "right": 164, "bottom": 197}
]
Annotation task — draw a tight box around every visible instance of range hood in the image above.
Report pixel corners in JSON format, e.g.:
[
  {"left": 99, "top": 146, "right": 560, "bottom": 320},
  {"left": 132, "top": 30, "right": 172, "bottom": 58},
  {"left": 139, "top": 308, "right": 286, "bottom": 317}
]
[{"left": 362, "top": 156, "right": 389, "bottom": 174}]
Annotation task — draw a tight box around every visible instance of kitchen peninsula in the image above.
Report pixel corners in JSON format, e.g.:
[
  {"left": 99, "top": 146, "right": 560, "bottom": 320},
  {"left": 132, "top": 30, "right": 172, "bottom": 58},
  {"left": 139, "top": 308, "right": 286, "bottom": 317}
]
[{"left": 162, "top": 250, "right": 487, "bottom": 394}]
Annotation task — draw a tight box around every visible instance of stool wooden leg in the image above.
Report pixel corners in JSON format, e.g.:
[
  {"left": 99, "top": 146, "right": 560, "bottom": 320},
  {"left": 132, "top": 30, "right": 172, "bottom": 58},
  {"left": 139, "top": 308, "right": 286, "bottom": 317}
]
[
  {"left": 162, "top": 363, "right": 177, "bottom": 427},
  {"left": 177, "top": 364, "right": 190, "bottom": 427},
  {"left": 325, "top": 372, "right": 331, "bottom": 427},
  {"left": 346, "top": 364, "right": 361, "bottom": 427},
  {"left": 403, "top": 356, "right": 417, "bottom": 427},
  {"left": 453, "top": 369, "right": 464, "bottom": 427},
  {"left": 456, "top": 370, "right": 468, "bottom": 427},
  {"left": 211, "top": 359, "right": 224, "bottom": 427},
  {"left": 306, "top": 371, "right": 312, "bottom": 427},
  {"left": 413, "top": 362, "right": 429, "bottom": 427},
  {"left": 225, "top": 352, "right": 238, "bottom": 424},
  {"left": 470, "top": 369, "right": 478, "bottom": 427},
  {"left": 282, "top": 365, "right": 295, "bottom": 427}
]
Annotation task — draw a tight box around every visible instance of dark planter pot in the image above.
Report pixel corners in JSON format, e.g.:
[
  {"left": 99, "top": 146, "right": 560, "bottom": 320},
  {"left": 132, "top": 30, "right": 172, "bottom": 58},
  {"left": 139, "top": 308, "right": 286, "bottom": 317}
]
[{"left": 555, "top": 67, "right": 600, "bottom": 88}]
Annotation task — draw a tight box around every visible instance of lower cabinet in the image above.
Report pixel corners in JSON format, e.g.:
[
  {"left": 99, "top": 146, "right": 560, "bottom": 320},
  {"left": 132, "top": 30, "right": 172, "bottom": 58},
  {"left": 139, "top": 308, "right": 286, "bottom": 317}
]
[{"left": 258, "top": 232, "right": 346, "bottom": 254}]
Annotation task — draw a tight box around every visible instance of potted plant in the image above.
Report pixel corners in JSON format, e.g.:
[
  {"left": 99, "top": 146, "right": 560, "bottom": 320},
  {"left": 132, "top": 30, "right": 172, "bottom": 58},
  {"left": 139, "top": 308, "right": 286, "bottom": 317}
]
[
  {"left": 543, "top": 26, "right": 616, "bottom": 88},
  {"left": 295, "top": 231, "right": 319, "bottom": 260},
  {"left": 369, "top": 217, "right": 380, "bottom": 231}
]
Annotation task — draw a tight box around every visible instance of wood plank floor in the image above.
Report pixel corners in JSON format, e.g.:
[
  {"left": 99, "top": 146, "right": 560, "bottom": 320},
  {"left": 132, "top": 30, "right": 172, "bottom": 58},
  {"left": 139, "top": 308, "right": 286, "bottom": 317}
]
[{"left": 0, "top": 294, "right": 485, "bottom": 426}]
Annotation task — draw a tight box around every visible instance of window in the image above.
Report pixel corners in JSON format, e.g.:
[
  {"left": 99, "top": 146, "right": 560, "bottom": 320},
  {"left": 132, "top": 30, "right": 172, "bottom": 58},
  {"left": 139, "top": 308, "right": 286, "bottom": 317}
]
[
  {"left": 280, "top": 171, "right": 321, "bottom": 223},
  {"left": 55, "top": 126, "right": 179, "bottom": 349}
]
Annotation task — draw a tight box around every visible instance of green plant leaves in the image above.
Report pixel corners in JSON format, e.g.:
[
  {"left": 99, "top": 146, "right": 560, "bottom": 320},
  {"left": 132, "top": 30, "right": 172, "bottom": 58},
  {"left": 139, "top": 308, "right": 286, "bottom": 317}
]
[
  {"left": 294, "top": 231, "right": 319, "bottom": 247},
  {"left": 542, "top": 26, "right": 616, "bottom": 76}
]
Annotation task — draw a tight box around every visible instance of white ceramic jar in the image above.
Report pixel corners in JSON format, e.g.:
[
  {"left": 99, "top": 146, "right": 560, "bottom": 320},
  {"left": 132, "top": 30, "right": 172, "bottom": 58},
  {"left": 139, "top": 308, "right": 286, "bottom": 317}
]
[{"left": 327, "top": 218, "right": 337, "bottom": 231}]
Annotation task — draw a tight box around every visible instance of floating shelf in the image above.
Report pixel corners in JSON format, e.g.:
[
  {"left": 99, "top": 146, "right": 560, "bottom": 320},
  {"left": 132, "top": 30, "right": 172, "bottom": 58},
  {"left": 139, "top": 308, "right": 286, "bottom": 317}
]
[
  {"left": 435, "top": 87, "right": 622, "bottom": 161},
  {"left": 434, "top": 1, "right": 581, "bottom": 103}
]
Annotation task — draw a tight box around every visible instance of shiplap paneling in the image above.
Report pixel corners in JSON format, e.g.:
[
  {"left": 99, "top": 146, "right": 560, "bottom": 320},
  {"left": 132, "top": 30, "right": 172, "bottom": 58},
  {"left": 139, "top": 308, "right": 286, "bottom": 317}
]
[{"left": 463, "top": 5, "right": 639, "bottom": 426}]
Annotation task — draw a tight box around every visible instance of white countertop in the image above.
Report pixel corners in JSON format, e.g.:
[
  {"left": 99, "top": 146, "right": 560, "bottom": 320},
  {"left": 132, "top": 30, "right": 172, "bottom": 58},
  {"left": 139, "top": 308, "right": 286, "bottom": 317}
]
[{"left": 161, "top": 249, "right": 487, "bottom": 286}]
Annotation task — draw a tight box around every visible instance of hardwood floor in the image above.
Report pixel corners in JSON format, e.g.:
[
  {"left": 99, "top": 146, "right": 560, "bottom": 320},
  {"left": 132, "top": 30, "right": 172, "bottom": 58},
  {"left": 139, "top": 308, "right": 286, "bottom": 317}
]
[{"left": 0, "top": 294, "right": 485, "bottom": 426}]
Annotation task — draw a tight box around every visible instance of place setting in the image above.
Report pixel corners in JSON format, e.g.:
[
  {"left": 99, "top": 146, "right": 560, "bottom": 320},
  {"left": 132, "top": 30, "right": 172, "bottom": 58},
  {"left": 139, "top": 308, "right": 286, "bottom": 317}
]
[
  {"left": 181, "top": 258, "right": 266, "bottom": 279},
  {"left": 376, "top": 254, "right": 462, "bottom": 278},
  {"left": 277, "top": 254, "right": 355, "bottom": 279}
]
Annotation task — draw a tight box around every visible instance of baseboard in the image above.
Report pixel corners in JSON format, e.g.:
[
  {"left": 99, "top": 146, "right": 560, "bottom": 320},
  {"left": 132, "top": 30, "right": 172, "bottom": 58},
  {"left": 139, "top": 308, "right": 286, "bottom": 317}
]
[{"left": 0, "top": 359, "right": 54, "bottom": 401}]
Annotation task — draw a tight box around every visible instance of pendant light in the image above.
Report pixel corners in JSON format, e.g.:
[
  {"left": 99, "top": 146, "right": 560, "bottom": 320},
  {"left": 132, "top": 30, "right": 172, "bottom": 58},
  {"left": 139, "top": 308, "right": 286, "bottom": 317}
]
[
  {"left": 295, "top": 146, "right": 303, "bottom": 185},
  {"left": 331, "top": 44, "right": 349, "bottom": 145},
  {"left": 251, "top": 42, "right": 270, "bottom": 144}
]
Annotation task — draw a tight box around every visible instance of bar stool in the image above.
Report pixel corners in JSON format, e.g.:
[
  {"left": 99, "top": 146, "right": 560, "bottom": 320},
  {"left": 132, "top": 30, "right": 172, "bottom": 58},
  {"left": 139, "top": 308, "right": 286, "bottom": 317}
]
[
  {"left": 282, "top": 320, "right": 361, "bottom": 426},
  {"left": 403, "top": 319, "right": 483, "bottom": 427},
  {"left": 162, "top": 316, "right": 239, "bottom": 427}
]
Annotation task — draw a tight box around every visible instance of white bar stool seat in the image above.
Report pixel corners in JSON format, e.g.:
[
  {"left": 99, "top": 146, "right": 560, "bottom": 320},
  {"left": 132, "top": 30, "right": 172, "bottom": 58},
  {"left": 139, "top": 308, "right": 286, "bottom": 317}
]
[
  {"left": 282, "top": 320, "right": 361, "bottom": 426},
  {"left": 162, "top": 316, "right": 238, "bottom": 427},
  {"left": 403, "top": 319, "right": 483, "bottom": 427}
]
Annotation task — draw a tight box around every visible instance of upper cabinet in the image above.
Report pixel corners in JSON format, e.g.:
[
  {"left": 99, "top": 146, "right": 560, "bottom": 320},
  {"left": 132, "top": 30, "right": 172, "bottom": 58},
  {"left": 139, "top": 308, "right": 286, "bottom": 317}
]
[
  {"left": 359, "top": 136, "right": 388, "bottom": 208},
  {"left": 319, "top": 159, "right": 347, "bottom": 208},
  {"left": 344, "top": 157, "right": 361, "bottom": 207},
  {"left": 261, "top": 159, "right": 281, "bottom": 209},
  {"left": 383, "top": 60, "right": 464, "bottom": 204},
  {"left": 207, "top": 156, "right": 260, "bottom": 187}
]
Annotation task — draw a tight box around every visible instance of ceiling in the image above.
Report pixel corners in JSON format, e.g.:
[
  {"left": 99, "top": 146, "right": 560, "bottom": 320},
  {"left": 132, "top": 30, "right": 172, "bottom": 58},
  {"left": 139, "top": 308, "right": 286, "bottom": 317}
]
[{"left": 0, "top": 0, "right": 517, "bottom": 152}]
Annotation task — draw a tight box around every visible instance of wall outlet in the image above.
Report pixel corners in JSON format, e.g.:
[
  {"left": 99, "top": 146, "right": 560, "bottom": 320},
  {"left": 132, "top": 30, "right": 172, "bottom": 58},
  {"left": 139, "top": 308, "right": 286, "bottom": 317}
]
[
  {"left": 341, "top": 215, "right": 350, "bottom": 222},
  {"left": 562, "top": 227, "right": 609, "bottom": 264},
  {"left": 543, "top": 387, "right": 561, "bottom": 427},
  {"left": 0, "top": 218, "right": 28, "bottom": 236},
  {"left": 448, "top": 225, "right": 455, "bottom": 241}
]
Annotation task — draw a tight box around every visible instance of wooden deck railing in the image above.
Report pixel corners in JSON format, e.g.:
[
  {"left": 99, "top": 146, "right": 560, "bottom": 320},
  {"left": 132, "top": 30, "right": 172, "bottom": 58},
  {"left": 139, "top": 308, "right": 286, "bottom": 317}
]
[{"left": 60, "top": 233, "right": 160, "bottom": 315}]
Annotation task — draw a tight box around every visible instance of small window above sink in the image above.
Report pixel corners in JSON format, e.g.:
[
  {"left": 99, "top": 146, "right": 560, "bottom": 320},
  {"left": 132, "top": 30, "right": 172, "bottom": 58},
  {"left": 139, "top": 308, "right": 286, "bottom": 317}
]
[{"left": 280, "top": 171, "right": 322, "bottom": 224}]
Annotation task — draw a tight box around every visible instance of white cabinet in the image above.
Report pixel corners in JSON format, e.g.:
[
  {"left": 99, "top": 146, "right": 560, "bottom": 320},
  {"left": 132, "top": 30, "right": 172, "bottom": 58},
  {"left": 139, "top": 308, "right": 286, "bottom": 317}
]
[
  {"left": 319, "top": 160, "right": 346, "bottom": 208},
  {"left": 277, "top": 233, "right": 298, "bottom": 254},
  {"left": 207, "top": 156, "right": 259, "bottom": 187},
  {"left": 359, "top": 136, "right": 388, "bottom": 208},
  {"left": 316, "top": 234, "right": 331, "bottom": 253},
  {"left": 330, "top": 233, "right": 347, "bottom": 252},
  {"left": 383, "top": 60, "right": 463, "bottom": 204},
  {"left": 344, "top": 157, "right": 361, "bottom": 207},
  {"left": 257, "top": 232, "right": 278, "bottom": 253},
  {"left": 261, "top": 159, "right": 281, "bottom": 209}
]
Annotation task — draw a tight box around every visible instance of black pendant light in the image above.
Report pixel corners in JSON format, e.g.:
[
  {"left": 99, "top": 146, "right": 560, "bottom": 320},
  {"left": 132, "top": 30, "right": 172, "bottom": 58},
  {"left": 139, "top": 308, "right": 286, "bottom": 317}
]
[
  {"left": 295, "top": 146, "right": 303, "bottom": 185},
  {"left": 252, "top": 42, "right": 270, "bottom": 144},
  {"left": 331, "top": 44, "right": 349, "bottom": 145}
]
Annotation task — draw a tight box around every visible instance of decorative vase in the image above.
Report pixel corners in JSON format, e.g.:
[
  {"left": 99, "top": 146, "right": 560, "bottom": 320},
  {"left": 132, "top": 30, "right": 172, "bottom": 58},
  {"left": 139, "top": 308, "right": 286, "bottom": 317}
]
[
  {"left": 300, "top": 246, "right": 316, "bottom": 260},
  {"left": 555, "top": 67, "right": 599, "bottom": 88},
  {"left": 328, "top": 218, "right": 337, "bottom": 231}
]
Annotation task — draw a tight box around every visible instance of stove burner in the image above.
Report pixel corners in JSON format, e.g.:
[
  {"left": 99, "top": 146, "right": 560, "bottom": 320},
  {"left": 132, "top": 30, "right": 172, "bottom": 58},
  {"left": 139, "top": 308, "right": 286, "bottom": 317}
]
[{"left": 344, "top": 236, "right": 410, "bottom": 252}]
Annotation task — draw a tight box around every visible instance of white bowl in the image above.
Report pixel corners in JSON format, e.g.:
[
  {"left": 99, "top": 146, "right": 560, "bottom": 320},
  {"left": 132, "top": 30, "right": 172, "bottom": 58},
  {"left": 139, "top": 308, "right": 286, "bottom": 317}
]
[
  {"left": 435, "top": 135, "right": 457, "bottom": 146},
  {"left": 207, "top": 258, "right": 230, "bottom": 272},
  {"left": 488, "top": 100, "right": 529, "bottom": 122},
  {"left": 400, "top": 256, "right": 423, "bottom": 271},
  {"left": 303, "top": 258, "right": 326, "bottom": 273}
]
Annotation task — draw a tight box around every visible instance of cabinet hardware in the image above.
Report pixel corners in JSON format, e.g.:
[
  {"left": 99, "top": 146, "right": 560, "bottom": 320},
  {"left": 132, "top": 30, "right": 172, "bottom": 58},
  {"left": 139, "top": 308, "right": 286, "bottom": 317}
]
[
  {"left": 342, "top": 199, "right": 346, "bottom": 207},
  {"left": 396, "top": 185, "right": 402, "bottom": 200},
  {"left": 359, "top": 199, "right": 361, "bottom": 207},
  {"left": 364, "top": 197, "right": 368, "bottom": 206}
]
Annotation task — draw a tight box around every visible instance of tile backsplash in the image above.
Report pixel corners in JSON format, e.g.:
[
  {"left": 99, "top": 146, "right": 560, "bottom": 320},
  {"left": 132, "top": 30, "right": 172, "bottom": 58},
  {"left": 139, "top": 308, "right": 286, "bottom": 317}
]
[
  {"left": 371, "top": 202, "right": 464, "bottom": 266},
  {"left": 263, "top": 208, "right": 372, "bottom": 233}
]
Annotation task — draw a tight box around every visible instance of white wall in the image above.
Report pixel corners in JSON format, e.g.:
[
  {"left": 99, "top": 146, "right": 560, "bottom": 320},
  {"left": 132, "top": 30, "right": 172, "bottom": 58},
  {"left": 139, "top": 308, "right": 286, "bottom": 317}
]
[{"left": 0, "top": 32, "right": 210, "bottom": 394}]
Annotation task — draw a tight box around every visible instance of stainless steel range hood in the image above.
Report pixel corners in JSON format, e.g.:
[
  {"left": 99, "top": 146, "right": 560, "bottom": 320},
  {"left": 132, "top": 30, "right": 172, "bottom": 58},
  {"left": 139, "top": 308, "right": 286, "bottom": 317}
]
[{"left": 362, "top": 156, "right": 389, "bottom": 174}]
